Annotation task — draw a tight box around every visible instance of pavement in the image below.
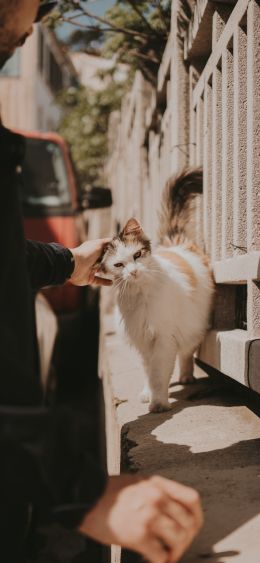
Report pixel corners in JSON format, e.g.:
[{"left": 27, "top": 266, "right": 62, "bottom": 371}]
[{"left": 100, "top": 295, "right": 260, "bottom": 563}]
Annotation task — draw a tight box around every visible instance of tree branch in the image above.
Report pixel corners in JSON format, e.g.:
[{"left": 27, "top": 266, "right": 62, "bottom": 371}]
[
  {"left": 62, "top": 16, "right": 146, "bottom": 42},
  {"left": 124, "top": 0, "right": 161, "bottom": 38},
  {"left": 127, "top": 48, "right": 160, "bottom": 64},
  {"left": 76, "top": 2, "right": 149, "bottom": 42},
  {"left": 154, "top": 0, "right": 170, "bottom": 31}
]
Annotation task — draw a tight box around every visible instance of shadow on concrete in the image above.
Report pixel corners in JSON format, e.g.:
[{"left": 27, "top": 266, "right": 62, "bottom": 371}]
[{"left": 121, "top": 375, "right": 260, "bottom": 563}]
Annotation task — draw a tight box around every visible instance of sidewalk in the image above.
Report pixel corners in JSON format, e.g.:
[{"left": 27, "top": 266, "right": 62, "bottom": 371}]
[{"left": 100, "top": 292, "right": 260, "bottom": 563}]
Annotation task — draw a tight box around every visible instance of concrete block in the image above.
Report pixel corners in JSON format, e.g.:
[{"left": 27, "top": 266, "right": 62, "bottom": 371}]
[{"left": 199, "top": 328, "right": 260, "bottom": 389}]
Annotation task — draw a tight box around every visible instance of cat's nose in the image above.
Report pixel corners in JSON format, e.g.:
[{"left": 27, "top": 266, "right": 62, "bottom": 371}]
[{"left": 131, "top": 270, "right": 138, "bottom": 277}]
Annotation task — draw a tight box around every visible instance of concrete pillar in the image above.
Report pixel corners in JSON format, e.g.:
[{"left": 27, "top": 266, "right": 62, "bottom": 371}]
[
  {"left": 194, "top": 95, "right": 204, "bottom": 247},
  {"left": 211, "top": 66, "right": 222, "bottom": 262},
  {"left": 189, "top": 67, "right": 197, "bottom": 166},
  {"left": 247, "top": 0, "right": 260, "bottom": 252},
  {"left": 233, "top": 25, "right": 247, "bottom": 255},
  {"left": 170, "top": 0, "right": 190, "bottom": 172},
  {"left": 221, "top": 46, "right": 234, "bottom": 259},
  {"left": 203, "top": 82, "right": 212, "bottom": 257},
  {"left": 212, "top": 5, "right": 233, "bottom": 48}
]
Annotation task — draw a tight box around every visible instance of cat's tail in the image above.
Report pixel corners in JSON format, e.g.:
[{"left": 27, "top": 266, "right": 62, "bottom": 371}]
[{"left": 158, "top": 167, "right": 203, "bottom": 243}]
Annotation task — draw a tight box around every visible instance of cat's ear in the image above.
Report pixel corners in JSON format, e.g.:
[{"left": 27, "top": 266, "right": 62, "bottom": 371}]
[{"left": 123, "top": 217, "right": 143, "bottom": 237}]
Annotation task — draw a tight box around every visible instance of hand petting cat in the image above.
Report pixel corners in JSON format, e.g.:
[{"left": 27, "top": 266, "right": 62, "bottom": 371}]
[{"left": 69, "top": 238, "right": 112, "bottom": 287}]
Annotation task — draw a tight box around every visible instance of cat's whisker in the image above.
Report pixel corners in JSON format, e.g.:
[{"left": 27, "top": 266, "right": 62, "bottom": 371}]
[
  {"left": 119, "top": 279, "right": 130, "bottom": 302},
  {"left": 119, "top": 279, "right": 128, "bottom": 299},
  {"left": 114, "top": 278, "right": 125, "bottom": 290}
]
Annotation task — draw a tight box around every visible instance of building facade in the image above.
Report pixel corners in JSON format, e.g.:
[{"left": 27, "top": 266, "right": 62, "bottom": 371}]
[
  {"left": 0, "top": 25, "right": 77, "bottom": 132},
  {"left": 106, "top": 0, "right": 260, "bottom": 393}
]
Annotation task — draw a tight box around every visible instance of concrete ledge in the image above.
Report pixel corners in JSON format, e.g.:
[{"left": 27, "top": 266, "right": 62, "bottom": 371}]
[
  {"left": 99, "top": 291, "right": 260, "bottom": 563},
  {"left": 199, "top": 329, "right": 260, "bottom": 392},
  {"left": 213, "top": 252, "right": 260, "bottom": 283}
]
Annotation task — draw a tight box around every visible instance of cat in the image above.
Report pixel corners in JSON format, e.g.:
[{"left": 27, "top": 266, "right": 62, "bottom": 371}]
[{"left": 100, "top": 169, "right": 214, "bottom": 413}]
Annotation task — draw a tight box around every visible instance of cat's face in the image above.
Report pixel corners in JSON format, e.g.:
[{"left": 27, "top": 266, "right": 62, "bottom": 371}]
[{"left": 101, "top": 218, "right": 151, "bottom": 285}]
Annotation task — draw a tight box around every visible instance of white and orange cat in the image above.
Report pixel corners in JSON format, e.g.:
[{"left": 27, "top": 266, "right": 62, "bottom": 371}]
[{"left": 100, "top": 169, "right": 214, "bottom": 413}]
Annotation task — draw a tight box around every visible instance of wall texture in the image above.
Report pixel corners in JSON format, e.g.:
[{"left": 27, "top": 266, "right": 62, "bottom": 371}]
[{"left": 106, "top": 0, "right": 260, "bottom": 392}]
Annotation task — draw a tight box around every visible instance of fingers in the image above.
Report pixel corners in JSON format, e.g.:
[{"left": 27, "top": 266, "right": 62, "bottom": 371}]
[
  {"left": 150, "top": 476, "right": 203, "bottom": 529},
  {"left": 150, "top": 514, "right": 182, "bottom": 552},
  {"left": 143, "top": 476, "right": 203, "bottom": 563},
  {"left": 140, "top": 537, "right": 169, "bottom": 563},
  {"left": 100, "top": 237, "right": 112, "bottom": 245},
  {"left": 148, "top": 510, "right": 199, "bottom": 563},
  {"left": 92, "top": 238, "right": 112, "bottom": 259},
  {"left": 92, "top": 276, "right": 113, "bottom": 286},
  {"left": 163, "top": 499, "right": 194, "bottom": 532},
  {"left": 135, "top": 479, "right": 202, "bottom": 563},
  {"left": 153, "top": 513, "right": 197, "bottom": 563},
  {"left": 94, "top": 237, "right": 112, "bottom": 254},
  {"left": 88, "top": 265, "right": 112, "bottom": 286}
]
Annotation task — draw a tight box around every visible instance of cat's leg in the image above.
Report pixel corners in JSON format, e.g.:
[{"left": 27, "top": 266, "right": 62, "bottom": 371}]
[
  {"left": 139, "top": 381, "right": 150, "bottom": 403},
  {"left": 147, "top": 339, "right": 177, "bottom": 413},
  {"left": 139, "top": 351, "right": 152, "bottom": 403},
  {"left": 179, "top": 352, "right": 196, "bottom": 384}
]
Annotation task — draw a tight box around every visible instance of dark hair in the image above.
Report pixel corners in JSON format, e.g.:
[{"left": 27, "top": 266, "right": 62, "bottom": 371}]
[
  {"left": 0, "top": 1, "right": 56, "bottom": 59},
  {"left": 0, "top": 0, "right": 20, "bottom": 25},
  {"left": 0, "top": 1, "right": 20, "bottom": 55},
  {"left": 35, "top": 1, "right": 57, "bottom": 23}
]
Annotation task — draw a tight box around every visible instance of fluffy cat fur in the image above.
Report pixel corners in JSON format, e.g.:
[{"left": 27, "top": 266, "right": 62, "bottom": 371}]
[{"left": 100, "top": 168, "right": 214, "bottom": 413}]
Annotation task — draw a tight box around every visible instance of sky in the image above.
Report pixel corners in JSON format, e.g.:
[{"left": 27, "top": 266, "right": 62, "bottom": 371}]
[
  {"left": 57, "top": 0, "right": 115, "bottom": 40},
  {"left": 86, "top": 0, "right": 115, "bottom": 15}
]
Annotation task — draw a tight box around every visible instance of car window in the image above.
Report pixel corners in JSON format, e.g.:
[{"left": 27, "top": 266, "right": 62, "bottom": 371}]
[{"left": 21, "top": 138, "right": 71, "bottom": 207}]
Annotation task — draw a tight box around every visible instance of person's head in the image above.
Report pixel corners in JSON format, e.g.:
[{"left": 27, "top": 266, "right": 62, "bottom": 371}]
[{"left": 0, "top": 0, "right": 56, "bottom": 68}]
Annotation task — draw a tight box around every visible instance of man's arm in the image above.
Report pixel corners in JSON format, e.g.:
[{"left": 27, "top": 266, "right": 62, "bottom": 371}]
[
  {"left": 26, "top": 240, "right": 75, "bottom": 290},
  {"left": 26, "top": 239, "right": 112, "bottom": 291}
]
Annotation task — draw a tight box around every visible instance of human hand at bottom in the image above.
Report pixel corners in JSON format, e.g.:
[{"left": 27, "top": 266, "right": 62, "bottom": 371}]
[{"left": 78, "top": 474, "right": 203, "bottom": 563}]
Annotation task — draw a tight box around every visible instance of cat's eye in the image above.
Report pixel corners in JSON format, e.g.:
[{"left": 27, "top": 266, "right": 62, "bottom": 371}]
[
  {"left": 133, "top": 251, "right": 142, "bottom": 260},
  {"left": 114, "top": 262, "right": 124, "bottom": 268}
]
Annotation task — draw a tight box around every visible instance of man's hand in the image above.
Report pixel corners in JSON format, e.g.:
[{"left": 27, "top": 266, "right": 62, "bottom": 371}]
[
  {"left": 69, "top": 239, "right": 112, "bottom": 287},
  {"left": 78, "top": 475, "right": 203, "bottom": 563}
]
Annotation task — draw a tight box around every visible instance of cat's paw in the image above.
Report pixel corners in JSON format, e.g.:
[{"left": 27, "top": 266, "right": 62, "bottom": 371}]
[
  {"left": 149, "top": 401, "right": 172, "bottom": 413},
  {"left": 179, "top": 373, "right": 196, "bottom": 385},
  {"left": 139, "top": 390, "right": 150, "bottom": 403}
]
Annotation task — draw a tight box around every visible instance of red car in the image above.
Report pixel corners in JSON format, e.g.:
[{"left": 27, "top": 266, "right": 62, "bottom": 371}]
[
  {"left": 15, "top": 128, "right": 112, "bottom": 397},
  {"left": 18, "top": 130, "right": 81, "bottom": 313}
]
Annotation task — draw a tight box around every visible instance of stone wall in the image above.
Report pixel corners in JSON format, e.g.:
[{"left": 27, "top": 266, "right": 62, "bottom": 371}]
[{"left": 106, "top": 0, "right": 260, "bottom": 393}]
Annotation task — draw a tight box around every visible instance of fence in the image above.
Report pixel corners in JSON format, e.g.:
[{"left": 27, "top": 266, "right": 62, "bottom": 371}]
[{"left": 106, "top": 0, "right": 260, "bottom": 393}]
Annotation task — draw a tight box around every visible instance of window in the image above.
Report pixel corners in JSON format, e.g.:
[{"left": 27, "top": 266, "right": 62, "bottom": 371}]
[{"left": 21, "top": 138, "right": 71, "bottom": 208}]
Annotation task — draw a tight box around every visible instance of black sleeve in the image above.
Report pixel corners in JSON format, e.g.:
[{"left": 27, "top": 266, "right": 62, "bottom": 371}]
[
  {"left": 26, "top": 240, "right": 75, "bottom": 291},
  {"left": 0, "top": 124, "right": 106, "bottom": 552},
  {"left": 0, "top": 405, "right": 107, "bottom": 531}
]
